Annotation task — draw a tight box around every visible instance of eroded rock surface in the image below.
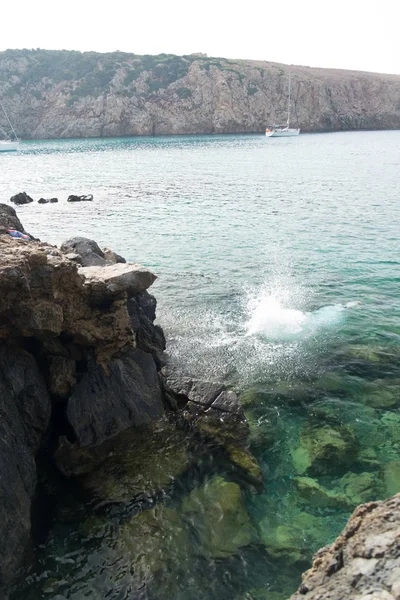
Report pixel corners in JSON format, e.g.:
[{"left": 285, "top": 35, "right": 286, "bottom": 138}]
[{"left": 290, "top": 494, "right": 400, "bottom": 600}]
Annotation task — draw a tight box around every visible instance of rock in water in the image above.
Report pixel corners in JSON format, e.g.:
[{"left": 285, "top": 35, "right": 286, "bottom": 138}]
[
  {"left": 0, "top": 346, "right": 51, "bottom": 597},
  {"left": 181, "top": 476, "right": 253, "bottom": 558},
  {"left": 38, "top": 197, "right": 58, "bottom": 204},
  {"left": 67, "top": 194, "right": 93, "bottom": 202},
  {"left": 10, "top": 192, "right": 34, "bottom": 205},
  {"left": 290, "top": 493, "right": 400, "bottom": 600}
]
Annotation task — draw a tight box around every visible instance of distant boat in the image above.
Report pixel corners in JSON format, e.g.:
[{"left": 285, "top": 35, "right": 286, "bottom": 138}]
[
  {"left": 265, "top": 73, "right": 300, "bottom": 138},
  {"left": 0, "top": 99, "right": 20, "bottom": 152}
]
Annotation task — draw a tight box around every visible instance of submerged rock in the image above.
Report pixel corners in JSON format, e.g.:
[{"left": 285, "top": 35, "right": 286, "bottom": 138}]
[
  {"left": 294, "top": 477, "right": 351, "bottom": 510},
  {"left": 182, "top": 476, "right": 253, "bottom": 558},
  {"left": 383, "top": 462, "right": 400, "bottom": 497},
  {"left": 291, "top": 423, "right": 358, "bottom": 475},
  {"left": 290, "top": 493, "right": 400, "bottom": 600},
  {"left": 260, "top": 511, "right": 329, "bottom": 564},
  {"left": 339, "top": 472, "right": 384, "bottom": 507},
  {"left": 166, "top": 374, "right": 263, "bottom": 489},
  {"left": 117, "top": 504, "right": 193, "bottom": 596},
  {"left": 55, "top": 418, "right": 191, "bottom": 507},
  {"left": 10, "top": 191, "right": 34, "bottom": 205}
]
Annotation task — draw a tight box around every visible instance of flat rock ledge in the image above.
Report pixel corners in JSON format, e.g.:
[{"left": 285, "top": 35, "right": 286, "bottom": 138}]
[
  {"left": 79, "top": 263, "right": 157, "bottom": 300},
  {"left": 290, "top": 493, "right": 400, "bottom": 600}
]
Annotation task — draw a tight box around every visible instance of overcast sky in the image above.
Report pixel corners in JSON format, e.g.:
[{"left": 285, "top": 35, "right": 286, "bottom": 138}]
[{"left": 2, "top": 0, "right": 399, "bottom": 74}]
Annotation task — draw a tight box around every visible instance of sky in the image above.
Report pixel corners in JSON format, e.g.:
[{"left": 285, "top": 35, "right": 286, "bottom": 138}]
[{"left": 2, "top": 0, "right": 400, "bottom": 74}]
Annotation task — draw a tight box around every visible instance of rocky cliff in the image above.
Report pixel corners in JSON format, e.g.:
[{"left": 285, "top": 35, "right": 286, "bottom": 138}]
[
  {"left": 0, "top": 203, "right": 261, "bottom": 599},
  {"left": 1, "top": 49, "right": 400, "bottom": 138}
]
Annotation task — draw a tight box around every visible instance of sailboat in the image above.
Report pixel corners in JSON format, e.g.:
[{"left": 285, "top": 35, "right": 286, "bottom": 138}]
[
  {"left": 265, "top": 72, "right": 300, "bottom": 137},
  {"left": 0, "top": 99, "right": 20, "bottom": 152}
]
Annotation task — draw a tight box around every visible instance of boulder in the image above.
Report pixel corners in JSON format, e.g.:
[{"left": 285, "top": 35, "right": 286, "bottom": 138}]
[
  {"left": 60, "top": 236, "right": 107, "bottom": 267},
  {"left": 67, "top": 194, "right": 93, "bottom": 202},
  {"left": 65, "top": 347, "right": 164, "bottom": 447},
  {"left": 290, "top": 494, "right": 400, "bottom": 600},
  {"left": 0, "top": 345, "right": 51, "bottom": 596},
  {"left": 79, "top": 263, "right": 157, "bottom": 300},
  {"left": 181, "top": 476, "right": 253, "bottom": 558},
  {"left": 38, "top": 197, "right": 58, "bottom": 204},
  {"left": 291, "top": 423, "right": 358, "bottom": 475},
  {"left": 10, "top": 191, "right": 34, "bottom": 205}
]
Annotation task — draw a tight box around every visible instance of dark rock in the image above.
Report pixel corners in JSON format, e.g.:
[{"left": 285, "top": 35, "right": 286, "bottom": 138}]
[
  {"left": 0, "top": 203, "right": 27, "bottom": 234},
  {"left": 38, "top": 198, "right": 58, "bottom": 204},
  {"left": 0, "top": 345, "right": 51, "bottom": 596},
  {"left": 67, "top": 194, "right": 93, "bottom": 202},
  {"left": 48, "top": 356, "right": 76, "bottom": 399},
  {"left": 128, "top": 294, "right": 166, "bottom": 369},
  {"left": 10, "top": 192, "right": 34, "bottom": 205},
  {"left": 66, "top": 347, "right": 164, "bottom": 447},
  {"left": 290, "top": 493, "right": 400, "bottom": 600},
  {"left": 165, "top": 373, "right": 263, "bottom": 490},
  {"left": 60, "top": 236, "right": 107, "bottom": 267}
]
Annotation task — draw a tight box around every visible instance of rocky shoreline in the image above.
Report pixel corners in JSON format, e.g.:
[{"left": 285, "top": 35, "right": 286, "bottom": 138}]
[
  {"left": 0, "top": 202, "right": 399, "bottom": 600},
  {"left": 0, "top": 203, "right": 261, "bottom": 598}
]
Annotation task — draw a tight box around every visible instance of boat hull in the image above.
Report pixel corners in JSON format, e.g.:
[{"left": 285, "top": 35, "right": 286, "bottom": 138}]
[
  {"left": 265, "top": 129, "right": 300, "bottom": 137},
  {"left": 0, "top": 141, "right": 19, "bottom": 152}
]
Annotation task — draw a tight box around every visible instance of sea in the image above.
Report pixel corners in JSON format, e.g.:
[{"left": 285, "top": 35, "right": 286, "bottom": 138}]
[{"left": 2, "top": 131, "right": 400, "bottom": 600}]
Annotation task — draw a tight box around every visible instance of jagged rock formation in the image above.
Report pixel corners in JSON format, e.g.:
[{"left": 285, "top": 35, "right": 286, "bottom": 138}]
[
  {"left": 0, "top": 204, "right": 261, "bottom": 598},
  {"left": 1, "top": 49, "right": 400, "bottom": 139},
  {"left": 290, "top": 493, "right": 400, "bottom": 600}
]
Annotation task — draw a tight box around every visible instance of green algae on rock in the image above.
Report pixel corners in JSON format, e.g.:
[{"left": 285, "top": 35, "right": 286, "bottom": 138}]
[
  {"left": 291, "top": 423, "right": 358, "bottom": 475},
  {"left": 338, "top": 471, "right": 384, "bottom": 506},
  {"left": 294, "top": 476, "right": 351, "bottom": 509},
  {"left": 182, "top": 476, "right": 253, "bottom": 558}
]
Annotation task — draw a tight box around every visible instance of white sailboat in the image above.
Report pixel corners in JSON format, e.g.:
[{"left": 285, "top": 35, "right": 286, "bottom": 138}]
[
  {"left": 0, "top": 99, "right": 20, "bottom": 152},
  {"left": 265, "top": 73, "right": 300, "bottom": 137}
]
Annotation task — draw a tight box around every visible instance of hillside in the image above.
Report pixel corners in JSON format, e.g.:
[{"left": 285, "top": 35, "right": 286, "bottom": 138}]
[{"left": 1, "top": 49, "right": 400, "bottom": 138}]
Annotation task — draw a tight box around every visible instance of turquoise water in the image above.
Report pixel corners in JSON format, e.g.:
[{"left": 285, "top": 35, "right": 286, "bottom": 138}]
[{"left": 3, "top": 132, "right": 400, "bottom": 599}]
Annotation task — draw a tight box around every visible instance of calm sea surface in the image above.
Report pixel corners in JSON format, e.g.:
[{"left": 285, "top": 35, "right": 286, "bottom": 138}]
[{"left": 3, "top": 132, "right": 400, "bottom": 600}]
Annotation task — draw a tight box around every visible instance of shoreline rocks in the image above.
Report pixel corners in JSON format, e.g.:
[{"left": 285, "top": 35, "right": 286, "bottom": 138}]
[{"left": 290, "top": 494, "right": 400, "bottom": 600}]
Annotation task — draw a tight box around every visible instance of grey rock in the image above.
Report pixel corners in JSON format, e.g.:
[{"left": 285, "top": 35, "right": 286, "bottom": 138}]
[
  {"left": 60, "top": 236, "right": 107, "bottom": 267},
  {"left": 66, "top": 347, "right": 164, "bottom": 447},
  {"left": 128, "top": 294, "right": 165, "bottom": 369},
  {"left": 67, "top": 194, "right": 93, "bottom": 202},
  {"left": 290, "top": 494, "right": 400, "bottom": 600},
  {"left": 0, "top": 345, "right": 51, "bottom": 597},
  {"left": 102, "top": 247, "right": 126, "bottom": 264},
  {"left": 79, "top": 263, "right": 157, "bottom": 299}
]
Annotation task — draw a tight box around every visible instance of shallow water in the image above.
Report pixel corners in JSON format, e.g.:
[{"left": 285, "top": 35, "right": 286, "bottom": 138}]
[{"left": 3, "top": 131, "right": 400, "bottom": 599}]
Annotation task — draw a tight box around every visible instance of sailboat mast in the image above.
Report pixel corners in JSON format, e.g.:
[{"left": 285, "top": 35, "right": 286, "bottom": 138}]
[
  {"left": 287, "top": 72, "right": 291, "bottom": 128},
  {"left": 0, "top": 99, "right": 19, "bottom": 141}
]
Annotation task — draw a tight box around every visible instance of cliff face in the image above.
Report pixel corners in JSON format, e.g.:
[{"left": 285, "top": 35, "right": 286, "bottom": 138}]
[{"left": 1, "top": 49, "right": 400, "bottom": 139}]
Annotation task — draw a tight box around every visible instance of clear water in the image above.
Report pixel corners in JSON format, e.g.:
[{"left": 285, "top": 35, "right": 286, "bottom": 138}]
[{"left": 2, "top": 132, "right": 400, "bottom": 600}]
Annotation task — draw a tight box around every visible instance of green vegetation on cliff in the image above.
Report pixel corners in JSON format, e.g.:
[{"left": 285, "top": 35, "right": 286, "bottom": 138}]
[{"left": 1, "top": 48, "right": 400, "bottom": 138}]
